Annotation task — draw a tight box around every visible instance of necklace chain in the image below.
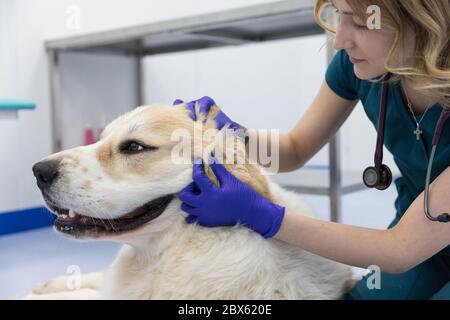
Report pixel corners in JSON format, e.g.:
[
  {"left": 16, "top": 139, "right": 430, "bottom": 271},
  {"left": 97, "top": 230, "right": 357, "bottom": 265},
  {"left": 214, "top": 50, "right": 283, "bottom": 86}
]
[{"left": 401, "top": 84, "right": 434, "bottom": 141}]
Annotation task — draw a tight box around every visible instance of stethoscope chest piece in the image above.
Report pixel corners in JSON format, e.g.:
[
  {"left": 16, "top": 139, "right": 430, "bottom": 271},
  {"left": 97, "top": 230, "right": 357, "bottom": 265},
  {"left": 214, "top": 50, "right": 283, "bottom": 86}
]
[
  {"left": 365, "top": 72, "right": 450, "bottom": 222},
  {"left": 363, "top": 164, "right": 392, "bottom": 190}
]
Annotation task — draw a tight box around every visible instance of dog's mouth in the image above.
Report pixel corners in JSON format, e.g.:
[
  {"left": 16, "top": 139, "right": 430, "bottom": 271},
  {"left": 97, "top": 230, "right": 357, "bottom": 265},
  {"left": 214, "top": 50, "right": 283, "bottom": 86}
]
[{"left": 47, "top": 194, "right": 174, "bottom": 237}]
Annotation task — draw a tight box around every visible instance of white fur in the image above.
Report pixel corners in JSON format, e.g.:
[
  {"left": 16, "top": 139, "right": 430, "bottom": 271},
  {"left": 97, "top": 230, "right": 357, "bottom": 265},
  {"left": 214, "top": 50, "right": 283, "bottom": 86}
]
[
  {"left": 24, "top": 185, "right": 351, "bottom": 300},
  {"left": 24, "top": 105, "right": 351, "bottom": 299}
]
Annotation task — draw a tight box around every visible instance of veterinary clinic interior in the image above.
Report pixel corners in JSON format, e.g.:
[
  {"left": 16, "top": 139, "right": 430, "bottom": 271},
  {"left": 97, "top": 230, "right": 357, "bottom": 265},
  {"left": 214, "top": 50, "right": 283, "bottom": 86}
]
[{"left": 1, "top": 0, "right": 450, "bottom": 300}]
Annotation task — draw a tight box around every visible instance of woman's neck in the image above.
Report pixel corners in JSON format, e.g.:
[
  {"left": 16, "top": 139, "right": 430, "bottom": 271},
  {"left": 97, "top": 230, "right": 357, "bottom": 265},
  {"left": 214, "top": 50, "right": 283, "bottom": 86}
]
[{"left": 400, "top": 78, "right": 437, "bottom": 114}]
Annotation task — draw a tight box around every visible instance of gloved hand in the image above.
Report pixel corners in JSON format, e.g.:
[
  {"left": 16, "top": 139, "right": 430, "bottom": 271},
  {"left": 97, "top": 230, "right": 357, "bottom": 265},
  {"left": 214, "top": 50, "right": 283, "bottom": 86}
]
[
  {"left": 173, "top": 96, "right": 242, "bottom": 132},
  {"left": 179, "top": 156, "right": 285, "bottom": 238}
]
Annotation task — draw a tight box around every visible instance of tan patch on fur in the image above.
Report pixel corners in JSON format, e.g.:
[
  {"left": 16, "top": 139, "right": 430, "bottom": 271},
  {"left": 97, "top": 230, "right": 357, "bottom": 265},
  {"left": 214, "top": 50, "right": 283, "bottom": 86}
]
[
  {"left": 202, "top": 148, "right": 272, "bottom": 202},
  {"left": 95, "top": 106, "right": 193, "bottom": 181},
  {"left": 60, "top": 154, "right": 80, "bottom": 167},
  {"left": 103, "top": 201, "right": 115, "bottom": 210},
  {"left": 93, "top": 103, "right": 273, "bottom": 201},
  {"left": 192, "top": 105, "right": 273, "bottom": 202},
  {"left": 96, "top": 142, "right": 115, "bottom": 177},
  {"left": 82, "top": 181, "right": 92, "bottom": 191}
]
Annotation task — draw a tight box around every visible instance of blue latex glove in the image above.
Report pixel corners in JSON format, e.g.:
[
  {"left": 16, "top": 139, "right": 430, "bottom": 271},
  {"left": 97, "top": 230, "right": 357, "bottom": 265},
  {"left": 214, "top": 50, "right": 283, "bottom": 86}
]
[
  {"left": 173, "top": 96, "right": 242, "bottom": 132},
  {"left": 179, "top": 156, "right": 285, "bottom": 239}
]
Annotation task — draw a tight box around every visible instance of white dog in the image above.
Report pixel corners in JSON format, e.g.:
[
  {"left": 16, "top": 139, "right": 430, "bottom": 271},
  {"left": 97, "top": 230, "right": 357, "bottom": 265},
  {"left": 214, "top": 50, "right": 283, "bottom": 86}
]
[{"left": 25, "top": 103, "right": 352, "bottom": 299}]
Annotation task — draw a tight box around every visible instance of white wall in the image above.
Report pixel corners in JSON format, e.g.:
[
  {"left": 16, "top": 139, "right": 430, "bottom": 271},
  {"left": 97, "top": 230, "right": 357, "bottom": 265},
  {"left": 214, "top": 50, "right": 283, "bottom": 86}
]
[
  {"left": 0, "top": 0, "right": 398, "bottom": 213},
  {"left": 144, "top": 35, "right": 330, "bottom": 165},
  {"left": 143, "top": 36, "right": 398, "bottom": 182},
  {"left": 0, "top": 0, "right": 284, "bottom": 213},
  {"left": 59, "top": 52, "right": 137, "bottom": 149}
]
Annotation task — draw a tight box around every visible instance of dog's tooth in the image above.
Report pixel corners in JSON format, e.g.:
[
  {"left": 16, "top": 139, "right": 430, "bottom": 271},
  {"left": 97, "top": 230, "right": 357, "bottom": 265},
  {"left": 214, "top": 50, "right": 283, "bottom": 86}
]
[
  {"left": 69, "top": 209, "right": 76, "bottom": 218},
  {"left": 61, "top": 214, "right": 68, "bottom": 219}
]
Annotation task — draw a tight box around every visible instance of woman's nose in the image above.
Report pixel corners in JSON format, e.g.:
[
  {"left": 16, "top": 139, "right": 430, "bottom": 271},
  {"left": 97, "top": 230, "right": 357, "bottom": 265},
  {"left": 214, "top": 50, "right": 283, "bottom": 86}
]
[{"left": 333, "top": 24, "right": 355, "bottom": 51}]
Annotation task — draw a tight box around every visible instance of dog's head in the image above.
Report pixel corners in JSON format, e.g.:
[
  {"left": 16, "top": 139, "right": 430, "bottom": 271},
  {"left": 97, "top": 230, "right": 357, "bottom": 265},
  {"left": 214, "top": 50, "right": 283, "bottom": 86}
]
[{"left": 32, "top": 103, "right": 272, "bottom": 240}]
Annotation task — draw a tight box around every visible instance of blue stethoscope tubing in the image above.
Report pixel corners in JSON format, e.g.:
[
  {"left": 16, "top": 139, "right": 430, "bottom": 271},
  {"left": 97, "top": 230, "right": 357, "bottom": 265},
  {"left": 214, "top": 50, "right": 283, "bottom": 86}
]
[{"left": 364, "top": 73, "right": 450, "bottom": 223}]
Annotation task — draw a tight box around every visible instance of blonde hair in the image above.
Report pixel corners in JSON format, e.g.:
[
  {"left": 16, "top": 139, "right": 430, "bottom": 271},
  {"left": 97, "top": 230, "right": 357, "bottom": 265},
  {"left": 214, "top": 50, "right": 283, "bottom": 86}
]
[{"left": 314, "top": 0, "right": 450, "bottom": 109}]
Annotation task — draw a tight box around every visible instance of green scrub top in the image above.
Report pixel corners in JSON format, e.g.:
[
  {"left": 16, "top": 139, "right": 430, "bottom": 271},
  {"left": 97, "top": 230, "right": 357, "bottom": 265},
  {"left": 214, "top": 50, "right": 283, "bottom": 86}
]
[{"left": 326, "top": 50, "right": 450, "bottom": 255}]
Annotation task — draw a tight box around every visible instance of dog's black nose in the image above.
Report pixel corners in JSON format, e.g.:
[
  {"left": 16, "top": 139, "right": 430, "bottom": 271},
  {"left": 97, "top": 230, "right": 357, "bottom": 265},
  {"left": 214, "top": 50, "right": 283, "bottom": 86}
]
[{"left": 32, "top": 160, "right": 60, "bottom": 189}]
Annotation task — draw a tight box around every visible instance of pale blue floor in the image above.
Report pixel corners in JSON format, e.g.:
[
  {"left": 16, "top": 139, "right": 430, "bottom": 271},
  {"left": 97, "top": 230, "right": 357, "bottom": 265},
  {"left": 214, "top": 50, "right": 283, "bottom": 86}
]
[
  {"left": 0, "top": 229, "right": 120, "bottom": 299},
  {"left": 0, "top": 187, "right": 397, "bottom": 300}
]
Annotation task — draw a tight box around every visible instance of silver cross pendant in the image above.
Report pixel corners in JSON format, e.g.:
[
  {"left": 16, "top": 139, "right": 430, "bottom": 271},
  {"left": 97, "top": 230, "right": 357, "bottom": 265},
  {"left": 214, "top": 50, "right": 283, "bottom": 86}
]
[{"left": 414, "top": 125, "right": 423, "bottom": 141}]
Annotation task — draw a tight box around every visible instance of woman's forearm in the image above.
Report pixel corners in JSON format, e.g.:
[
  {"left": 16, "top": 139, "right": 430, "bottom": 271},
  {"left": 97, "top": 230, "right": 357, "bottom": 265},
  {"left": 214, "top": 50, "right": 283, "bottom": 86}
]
[{"left": 274, "top": 211, "right": 408, "bottom": 274}]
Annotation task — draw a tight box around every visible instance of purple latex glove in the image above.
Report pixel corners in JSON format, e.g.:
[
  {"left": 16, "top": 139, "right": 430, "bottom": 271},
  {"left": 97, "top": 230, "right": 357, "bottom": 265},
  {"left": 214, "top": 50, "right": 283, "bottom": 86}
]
[
  {"left": 173, "top": 96, "right": 242, "bottom": 132},
  {"left": 179, "top": 156, "right": 285, "bottom": 239}
]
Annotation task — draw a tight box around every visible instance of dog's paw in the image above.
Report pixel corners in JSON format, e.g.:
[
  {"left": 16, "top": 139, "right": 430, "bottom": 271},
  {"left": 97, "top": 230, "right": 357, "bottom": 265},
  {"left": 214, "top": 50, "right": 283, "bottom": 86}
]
[{"left": 31, "top": 276, "right": 71, "bottom": 294}]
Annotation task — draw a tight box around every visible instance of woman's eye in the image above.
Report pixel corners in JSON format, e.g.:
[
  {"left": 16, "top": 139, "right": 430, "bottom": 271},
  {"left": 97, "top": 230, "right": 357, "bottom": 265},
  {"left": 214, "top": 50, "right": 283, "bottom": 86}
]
[
  {"left": 353, "top": 16, "right": 367, "bottom": 28},
  {"left": 331, "top": 7, "right": 367, "bottom": 30}
]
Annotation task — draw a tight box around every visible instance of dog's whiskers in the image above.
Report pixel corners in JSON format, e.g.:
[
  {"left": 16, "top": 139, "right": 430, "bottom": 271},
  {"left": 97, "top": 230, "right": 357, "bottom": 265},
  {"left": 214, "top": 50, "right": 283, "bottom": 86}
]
[
  {"left": 86, "top": 199, "right": 119, "bottom": 233},
  {"left": 51, "top": 189, "right": 120, "bottom": 233}
]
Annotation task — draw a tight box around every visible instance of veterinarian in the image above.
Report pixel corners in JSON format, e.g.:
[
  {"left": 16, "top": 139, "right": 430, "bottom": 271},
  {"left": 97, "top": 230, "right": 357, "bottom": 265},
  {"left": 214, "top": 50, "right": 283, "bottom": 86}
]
[{"left": 176, "top": 0, "right": 450, "bottom": 300}]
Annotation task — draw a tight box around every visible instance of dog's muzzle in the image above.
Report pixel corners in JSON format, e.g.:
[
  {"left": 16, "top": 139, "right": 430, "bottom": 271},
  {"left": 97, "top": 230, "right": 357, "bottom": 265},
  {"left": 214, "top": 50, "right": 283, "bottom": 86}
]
[{"left": 52, "top": 194, "right": 175, "bottom": 237}]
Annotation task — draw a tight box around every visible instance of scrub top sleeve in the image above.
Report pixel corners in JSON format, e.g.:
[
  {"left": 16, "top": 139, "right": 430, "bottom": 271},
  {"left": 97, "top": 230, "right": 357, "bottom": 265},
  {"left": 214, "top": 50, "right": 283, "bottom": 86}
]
[{"left": 325, "top": 50, "right": 360, "bottom": 101}]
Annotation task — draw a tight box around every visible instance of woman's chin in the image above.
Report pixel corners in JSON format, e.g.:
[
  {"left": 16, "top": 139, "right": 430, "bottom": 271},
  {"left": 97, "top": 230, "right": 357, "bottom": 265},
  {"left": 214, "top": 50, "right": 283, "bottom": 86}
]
[{"left": 354, "top": 65, "right": 387, "bottom": 80}]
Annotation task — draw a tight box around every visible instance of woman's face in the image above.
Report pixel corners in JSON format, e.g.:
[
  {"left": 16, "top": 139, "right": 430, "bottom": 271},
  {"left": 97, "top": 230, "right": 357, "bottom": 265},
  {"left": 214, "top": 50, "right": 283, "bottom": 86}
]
[{"left": 331, "top": 0, "right": 407, "bottom": 80}]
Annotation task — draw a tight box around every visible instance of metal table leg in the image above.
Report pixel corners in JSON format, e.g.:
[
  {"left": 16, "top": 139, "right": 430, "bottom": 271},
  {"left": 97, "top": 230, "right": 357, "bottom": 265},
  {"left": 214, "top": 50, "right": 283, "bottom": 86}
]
[
  {"left": 135, "top": 54, "right": 144, "bottom": 107},
  {"left": 48, "top": 50, "right": 62, "bottom": 153}
]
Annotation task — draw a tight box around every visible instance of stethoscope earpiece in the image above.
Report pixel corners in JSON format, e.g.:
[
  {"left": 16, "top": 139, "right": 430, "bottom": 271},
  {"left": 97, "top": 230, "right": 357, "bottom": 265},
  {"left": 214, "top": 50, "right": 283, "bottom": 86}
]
[{"left": 437, "top": 213, "right": 450, "bottom": 223}]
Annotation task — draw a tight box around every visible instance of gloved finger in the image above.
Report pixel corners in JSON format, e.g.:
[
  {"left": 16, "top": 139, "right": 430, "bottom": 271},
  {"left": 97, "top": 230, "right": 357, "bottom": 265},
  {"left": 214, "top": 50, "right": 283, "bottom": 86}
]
[
  {"left": 197, "top": 96, "right": 216, "bottom": 115},
  {"left": 185, "top": 215, "right": 198, "bottom": 224},
  {"left": 181, "top": 181, "right": 201, "bottom": 195},
  {"left": 192, "top": 158, "right": 215, "bottom": 191},
  {"left": 173, "top": 99, "right": 184, "bottom": 105},
  {"left": 181, "top": 203, "right": 199, "bottom": 216},
  {"left": 209, "top": 158, "right": 233, "bottom": 187},
  {"left": 185, "top": 101, "right": 196, "bottom": 121},
  {"left": 179, "top": 183, "right": 201, "bottom": 207},
  {"left": 228, "top": 122, "right": 243, "bottom": 132}
]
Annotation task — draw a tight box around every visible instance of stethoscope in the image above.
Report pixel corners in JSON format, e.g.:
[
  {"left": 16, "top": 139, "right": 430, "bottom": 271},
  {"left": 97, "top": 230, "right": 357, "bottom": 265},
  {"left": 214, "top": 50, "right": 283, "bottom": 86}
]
[{"left": 362, "top": 73, "right": 450, "bottom": 223}]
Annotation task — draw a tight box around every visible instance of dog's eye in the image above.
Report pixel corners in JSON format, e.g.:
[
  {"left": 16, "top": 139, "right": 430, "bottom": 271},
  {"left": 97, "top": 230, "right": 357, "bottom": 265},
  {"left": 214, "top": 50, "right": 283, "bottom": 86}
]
[{"left": 119, "top": 141, "right": 156, "bottom": 154}]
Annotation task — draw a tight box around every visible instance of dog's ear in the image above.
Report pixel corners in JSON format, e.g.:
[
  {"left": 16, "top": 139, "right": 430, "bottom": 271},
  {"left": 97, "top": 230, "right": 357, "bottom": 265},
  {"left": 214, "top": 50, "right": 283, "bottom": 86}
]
[
  {"left": 201, "top": 156, "right": 274, "bottom": 202},
  {"left": 197, "top": 104, "right": 221, "bottom": 128},
  {"left": 186, "top": 101, "right": 273, "bottom": 201},
  {"left": 198, "top": 128, "right": 274, "bottom": 202}
]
